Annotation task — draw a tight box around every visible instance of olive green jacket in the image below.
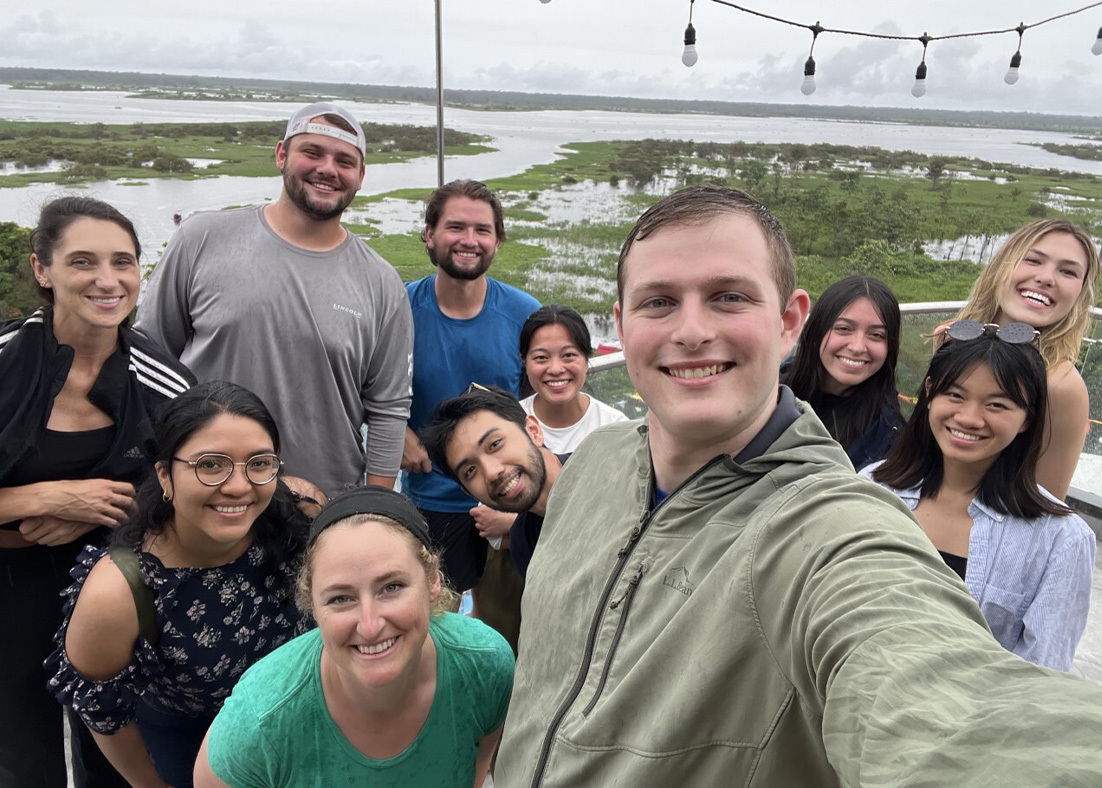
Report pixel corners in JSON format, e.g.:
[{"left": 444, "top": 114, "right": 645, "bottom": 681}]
[{"left": 496, "top": 405, "right": 1102, "bottom": 787}]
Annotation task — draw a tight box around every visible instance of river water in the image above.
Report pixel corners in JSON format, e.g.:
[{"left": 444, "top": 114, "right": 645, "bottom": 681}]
[{"left": 2, "top": 85, "right": 1101, "bottom": 251}]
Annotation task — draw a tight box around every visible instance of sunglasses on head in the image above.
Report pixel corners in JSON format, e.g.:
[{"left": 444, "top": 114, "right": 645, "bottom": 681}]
[{"left": 945, "top": 320, "right": 1038, "bottom": 345}]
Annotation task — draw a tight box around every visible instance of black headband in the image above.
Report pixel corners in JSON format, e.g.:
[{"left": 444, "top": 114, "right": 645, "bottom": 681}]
[{"left": 307, "top": 486, "right": 434, "bottom": 549}]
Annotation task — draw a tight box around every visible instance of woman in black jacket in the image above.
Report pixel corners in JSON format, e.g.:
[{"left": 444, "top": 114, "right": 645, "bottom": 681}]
[{"left": 0, "top": 197, "right": 194, "bottom": 787}]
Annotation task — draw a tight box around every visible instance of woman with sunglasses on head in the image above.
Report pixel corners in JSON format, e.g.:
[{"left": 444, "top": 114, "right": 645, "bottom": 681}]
[
  {"left": 193, "top": 486, "right": 514, "bottom": 788},
  {"left": 47, "top": 381, "right": 310, "bottom": 788},
  {"left": 866, "top": 322, "right": 1096, "bottom": 671},
  {"left": 782, "top": 276, "right": 903, "bottom": 470},
  {"left": 943, "top": 219, "right": 1099, "bottom": 500},
  {"left": 0, "top": 196, "right": 195, "bottom": 788}
]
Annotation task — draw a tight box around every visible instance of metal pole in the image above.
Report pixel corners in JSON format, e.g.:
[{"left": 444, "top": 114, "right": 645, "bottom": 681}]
[{"left": 435, "top": 0, "right": 445, "bottom": 186}]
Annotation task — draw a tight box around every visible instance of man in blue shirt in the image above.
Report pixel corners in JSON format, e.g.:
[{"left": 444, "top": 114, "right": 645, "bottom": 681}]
[{"left": 402, "top": 180, "right": 540, "bottom": 594}]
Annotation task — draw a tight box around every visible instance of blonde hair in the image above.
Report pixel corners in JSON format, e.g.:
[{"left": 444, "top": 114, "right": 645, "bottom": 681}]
[
  {"left": 296, "top": 514, "right": 458, "bottom": 616},
  {"left": 954, "top": 219, "right": 1099, "bottom": 368}
]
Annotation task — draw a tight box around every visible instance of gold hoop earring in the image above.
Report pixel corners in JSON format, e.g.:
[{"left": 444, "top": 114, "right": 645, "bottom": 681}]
[{"left": 162, "top": 489, "right": 172, "bottom": 503}]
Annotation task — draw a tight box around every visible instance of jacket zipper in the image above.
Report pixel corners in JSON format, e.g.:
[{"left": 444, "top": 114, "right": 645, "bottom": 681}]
[
  {"left": 528, "top": 509, "right": 650, "bottom": 788},
  {"left": 528, "top": 454, "right": 728, "bottom": 788},
  {"left": 581, "top": 560, "right": 647, "bottom": 717}
]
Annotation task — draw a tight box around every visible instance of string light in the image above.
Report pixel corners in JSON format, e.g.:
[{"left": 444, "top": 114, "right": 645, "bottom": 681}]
[
  {"left": 700, "top": 0, "right": 1102, "bottom": 97},
  {"left": 801, "top": 23, "right": 823, "bottom": 95},
  {"left": 682, "top": 0, "right": 699, "bottom": 67},
  {"left": 1004, "top": 24, "right": 1026, "bottom": 85},
  {"left": 911, "top": 34, "right": 930, "bottom": 98}
]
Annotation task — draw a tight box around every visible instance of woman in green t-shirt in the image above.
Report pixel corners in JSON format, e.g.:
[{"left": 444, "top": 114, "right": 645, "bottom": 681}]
[{"left": 194, "top": 486, "right": 515, "bottom": 788}]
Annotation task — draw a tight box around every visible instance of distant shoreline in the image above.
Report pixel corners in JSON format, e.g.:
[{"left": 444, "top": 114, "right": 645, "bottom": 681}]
[{"left": 2, "top": 66, "right": 1101, "bottom": 135}]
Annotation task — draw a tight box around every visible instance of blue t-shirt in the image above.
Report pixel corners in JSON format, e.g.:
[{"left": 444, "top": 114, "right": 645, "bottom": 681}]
[
  {"left": 405, "top": 276, "right": 540, "bottom": 511},
  {"left": 206, "top": 613, "right": 515, "bottom": 788}
]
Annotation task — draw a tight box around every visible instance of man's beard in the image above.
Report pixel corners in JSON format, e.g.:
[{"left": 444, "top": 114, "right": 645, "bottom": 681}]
[
  {"left": 490, "top": 442, "right": 547, "bottom": 513},
  {"left": 432, "top": 243, "right": 494, "bottom": 281},
  {"left": 283, "top": 170, "right": 355, "bottom": 221}
]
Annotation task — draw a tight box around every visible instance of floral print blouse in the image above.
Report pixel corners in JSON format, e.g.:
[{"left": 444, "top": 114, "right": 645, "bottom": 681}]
[{"left": 47, "top": 543, "right": 309, "bottom": 733}]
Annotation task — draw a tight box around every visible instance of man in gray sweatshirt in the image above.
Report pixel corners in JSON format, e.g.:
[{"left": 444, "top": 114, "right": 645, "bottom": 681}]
[{"left": 137, "top": 102, "right": 413, "bottom": 497}]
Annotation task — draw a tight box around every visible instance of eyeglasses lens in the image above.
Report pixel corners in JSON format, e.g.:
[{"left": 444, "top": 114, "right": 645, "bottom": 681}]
[{"left": 193, "top": 454, "right": 281, "bottom": 485}]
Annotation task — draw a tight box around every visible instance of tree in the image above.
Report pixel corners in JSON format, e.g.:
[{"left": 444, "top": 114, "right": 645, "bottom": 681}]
[
  {"left": 0, "top": 222, "right": 40, "bottom": 320},
  {"left": 739, "top": 160, "right": 767, "bottom": 193},
  {"left": 926, "top": 157, "right": 948, "bottom": 189}
]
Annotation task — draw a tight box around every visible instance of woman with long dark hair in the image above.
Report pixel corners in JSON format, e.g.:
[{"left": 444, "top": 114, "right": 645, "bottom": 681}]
[
  {"left": 868, "top": 323, "right": 1095, "bottom": 670},
  {"left": 47, "top": 381, "right": 310, "bottom": 788},
  {"left": 945, "top": 219, "right": 1099, "bottom": 499},
  {"left": 782, "top": 275, "right": 902, "bottom": 469},
  {"left": 0, "top": 196, "right": 194, "bottom": 787}
]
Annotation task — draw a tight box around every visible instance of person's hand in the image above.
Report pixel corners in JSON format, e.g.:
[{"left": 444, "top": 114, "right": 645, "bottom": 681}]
[
  {"left": 282, "top": 475, "right": 328, "bottom": 519},
  {"left": 19, "top": 516, "right": 99, "bottom": 546},
  {"left": 470, "top": 505, "right": 515, "bottom": 539},
  {"left": 35, "top": 479, "right": 136, "bottom": 526},
  {"left": 401, "top": 427, "right": 432, "bottom": 474}
]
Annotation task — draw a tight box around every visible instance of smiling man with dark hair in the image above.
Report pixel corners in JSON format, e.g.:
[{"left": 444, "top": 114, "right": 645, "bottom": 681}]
[{"left": 421, "top": 384, "right": 565, "bottom": 578}]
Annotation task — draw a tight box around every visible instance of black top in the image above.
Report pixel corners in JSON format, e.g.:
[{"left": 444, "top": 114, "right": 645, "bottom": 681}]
[
  {"left": 2, "top": 426, "right": 117, "bottom": 531},
  {"left": 938, "top": 550, "right": 968, "bottom": 582}
]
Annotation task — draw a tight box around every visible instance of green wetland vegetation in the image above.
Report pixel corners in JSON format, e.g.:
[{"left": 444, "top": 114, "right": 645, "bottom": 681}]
[
  {"left": 0, "top": 120, "right": 490, "bottom": 187},
  {"left": 348, "top": 138, "right": 1102, "bottom": 315},
  {"left": 4, "top": 127, "right": 1102, "bottom": 332}
]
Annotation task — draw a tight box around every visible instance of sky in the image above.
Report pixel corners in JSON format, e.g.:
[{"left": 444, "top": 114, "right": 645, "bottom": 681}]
[{"left": 2, "top": 0, "right": 1101, "bottom": 117}]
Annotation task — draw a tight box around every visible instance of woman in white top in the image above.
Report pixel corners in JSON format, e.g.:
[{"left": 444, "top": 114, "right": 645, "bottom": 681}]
[{"left": 519, "top": 305, "right": 627, "bottom": 453}]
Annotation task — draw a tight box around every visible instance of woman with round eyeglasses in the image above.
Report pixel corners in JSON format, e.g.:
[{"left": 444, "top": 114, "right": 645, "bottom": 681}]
[
  {"left": 866, "top": 322, "right": 1096, "bottom": 670},
  {"left": 47, "top": 381, "right": 311, "bottom": 788},
  {"left": 943, "top": 219, "right": 1100, "bottom": 500}
]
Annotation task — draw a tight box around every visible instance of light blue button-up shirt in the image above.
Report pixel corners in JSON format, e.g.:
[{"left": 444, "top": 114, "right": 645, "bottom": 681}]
[{"left": 862, "top": 466, "right": 1096, "bottom": 671}]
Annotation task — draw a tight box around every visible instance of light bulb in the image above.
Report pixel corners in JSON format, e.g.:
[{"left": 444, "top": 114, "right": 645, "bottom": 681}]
[
  {"left": 801, "top": 56, "right": 816, "bottom": 96},
  {"left": 1004, "top": 51, "right": 1022, "bottom": 85},
  {"left": 539, "top": 0, "right": 551, "bottom": 4},
  {"left": 682, "top": 22, "right": 697, "bottom": 67},
  {"left": 911, "top": 62, "right": 928, "bottom": 98},
  {"left": 1093, "top": 27, "right": 1102, "bottom": 55}
]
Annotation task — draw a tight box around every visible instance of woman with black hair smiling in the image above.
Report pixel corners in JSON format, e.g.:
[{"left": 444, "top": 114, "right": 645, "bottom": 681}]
[
  {"left": 782, "top": 276, "right": 903, "bottom": 470},
  {"left": 519, "top": 305, "right": 627, "bottom": 453},
  {"left": 0, "top": 196, "right": 194, "bottom": 788},
  {"left": 866, "top": 322, "right": 1095, "bottom": 670},
  {"left": 48, "top": 381, "right": 310, "bottom": 788}
]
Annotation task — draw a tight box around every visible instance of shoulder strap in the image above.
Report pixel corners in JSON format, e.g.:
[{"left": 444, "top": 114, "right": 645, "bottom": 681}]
[{"left": 109, "top": 547, "right": 159, "bottom": 648}]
